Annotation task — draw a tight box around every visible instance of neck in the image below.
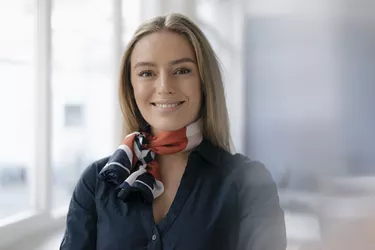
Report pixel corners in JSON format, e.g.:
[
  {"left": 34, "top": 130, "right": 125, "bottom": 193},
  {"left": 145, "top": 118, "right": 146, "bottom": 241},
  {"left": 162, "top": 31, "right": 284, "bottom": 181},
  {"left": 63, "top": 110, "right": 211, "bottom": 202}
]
[
  {"left": 150, "top": 127, "right": 161, "bottom": 136},
  {"left": 151, "top": 127, "right": 179, "bottom": 136},
  {"left": 156, "top": 150, "right": 190, "bottom": 166},
  {"left": 149, "top": 118, "right": 201, "bottom": 136},
  {"left": 156, "top": 151, "right": 190, "bottom": 183}
]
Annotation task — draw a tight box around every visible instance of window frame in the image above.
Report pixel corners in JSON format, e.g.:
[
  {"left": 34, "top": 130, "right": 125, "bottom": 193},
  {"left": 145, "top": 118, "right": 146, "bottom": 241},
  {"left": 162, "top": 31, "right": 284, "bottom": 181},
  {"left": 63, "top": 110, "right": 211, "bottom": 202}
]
[{"left": 0, "top": 0, "right": 124, "bottom": 247}]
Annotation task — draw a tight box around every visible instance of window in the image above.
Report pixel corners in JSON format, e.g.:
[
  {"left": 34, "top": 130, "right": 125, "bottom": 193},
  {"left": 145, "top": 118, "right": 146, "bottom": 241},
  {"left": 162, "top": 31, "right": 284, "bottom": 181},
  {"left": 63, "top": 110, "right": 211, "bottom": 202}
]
[
  {"left": 0, "top": 1, "right": 139, "bottom": 248},
  {"left": 64, "top": 104, "right": 84, "bottom": 127},
  {"left": 0, "top": 1, "right": 35, "bottom": 220},
  {"left": 51, "top": 0, "right": 115, "bottom": 209},
  {"left": 122, "top": 0, "right": 141, "bottom": 44}
]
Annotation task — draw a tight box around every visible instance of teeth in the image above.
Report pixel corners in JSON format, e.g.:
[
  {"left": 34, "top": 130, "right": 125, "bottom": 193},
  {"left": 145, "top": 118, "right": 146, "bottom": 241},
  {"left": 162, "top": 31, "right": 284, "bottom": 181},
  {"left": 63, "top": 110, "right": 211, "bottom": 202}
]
[{"left": 155, "top": 102, "right": 181, "bottom": 108}]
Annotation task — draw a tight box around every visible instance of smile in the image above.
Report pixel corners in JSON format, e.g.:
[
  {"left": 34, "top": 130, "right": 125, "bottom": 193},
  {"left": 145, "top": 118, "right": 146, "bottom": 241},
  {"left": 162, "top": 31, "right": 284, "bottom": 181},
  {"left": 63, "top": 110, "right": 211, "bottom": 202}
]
[{"left": 152, "top": 101, "right": 184, "bottom": 108}]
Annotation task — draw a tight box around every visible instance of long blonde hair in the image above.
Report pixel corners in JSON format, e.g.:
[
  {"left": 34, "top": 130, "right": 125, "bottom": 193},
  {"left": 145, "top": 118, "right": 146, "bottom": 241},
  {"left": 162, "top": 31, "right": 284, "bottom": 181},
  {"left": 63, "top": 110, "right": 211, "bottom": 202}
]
[{"left": 119, "top": 13, "right": 232, "bottom": 152}]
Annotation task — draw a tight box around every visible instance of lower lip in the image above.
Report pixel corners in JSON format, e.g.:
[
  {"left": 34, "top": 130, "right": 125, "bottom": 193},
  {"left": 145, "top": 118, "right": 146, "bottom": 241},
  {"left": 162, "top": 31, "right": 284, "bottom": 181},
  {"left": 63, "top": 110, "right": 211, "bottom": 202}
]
[{"left": 152, "top": 102, "right": 184, "bottom": 112}]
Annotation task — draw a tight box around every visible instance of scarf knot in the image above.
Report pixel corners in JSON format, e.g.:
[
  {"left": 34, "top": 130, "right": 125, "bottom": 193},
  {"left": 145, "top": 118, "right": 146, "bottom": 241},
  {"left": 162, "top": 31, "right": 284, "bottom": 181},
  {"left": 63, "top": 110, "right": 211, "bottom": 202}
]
[{"left": 98, "top": 119, "right": 203, "bottom": 203}]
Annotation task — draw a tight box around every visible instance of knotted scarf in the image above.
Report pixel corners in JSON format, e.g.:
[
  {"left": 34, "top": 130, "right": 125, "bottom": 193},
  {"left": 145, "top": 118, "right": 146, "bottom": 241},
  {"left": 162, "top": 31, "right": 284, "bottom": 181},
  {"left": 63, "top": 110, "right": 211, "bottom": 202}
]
[{"left": 98, "top": 119, "right": 203, "bottom": 203}]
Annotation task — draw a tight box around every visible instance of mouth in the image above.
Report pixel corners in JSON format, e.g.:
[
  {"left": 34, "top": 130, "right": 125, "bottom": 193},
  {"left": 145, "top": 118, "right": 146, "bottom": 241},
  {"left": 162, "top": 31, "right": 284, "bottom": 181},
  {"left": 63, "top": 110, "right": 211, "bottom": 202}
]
[{"left": 151, "top": 101, "right": 185, "bottom": 109}]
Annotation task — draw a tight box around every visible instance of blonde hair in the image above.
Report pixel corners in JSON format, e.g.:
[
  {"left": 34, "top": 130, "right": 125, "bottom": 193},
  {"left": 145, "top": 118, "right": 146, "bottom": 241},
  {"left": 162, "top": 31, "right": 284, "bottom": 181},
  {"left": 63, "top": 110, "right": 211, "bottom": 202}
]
[{"left": 119, "top": 13, "right": 232, "bottom": 152}]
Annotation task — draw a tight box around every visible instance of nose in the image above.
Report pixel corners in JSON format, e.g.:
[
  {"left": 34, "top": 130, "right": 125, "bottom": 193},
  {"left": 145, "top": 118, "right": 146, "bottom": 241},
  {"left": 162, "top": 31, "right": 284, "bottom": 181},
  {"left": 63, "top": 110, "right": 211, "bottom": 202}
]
[{"left": 157, "top": 72, "right": 175, "bottom": 95}]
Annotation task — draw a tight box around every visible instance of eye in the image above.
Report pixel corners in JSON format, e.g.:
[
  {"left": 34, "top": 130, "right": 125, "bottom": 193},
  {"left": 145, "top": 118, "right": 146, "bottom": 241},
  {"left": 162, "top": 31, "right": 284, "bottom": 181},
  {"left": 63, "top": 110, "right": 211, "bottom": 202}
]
[
  {"left": 174, "top": 68, "right": 191, "bottom": 75},
  {"left": 138, "top": 70, "right": 154, "bottom": 77}
]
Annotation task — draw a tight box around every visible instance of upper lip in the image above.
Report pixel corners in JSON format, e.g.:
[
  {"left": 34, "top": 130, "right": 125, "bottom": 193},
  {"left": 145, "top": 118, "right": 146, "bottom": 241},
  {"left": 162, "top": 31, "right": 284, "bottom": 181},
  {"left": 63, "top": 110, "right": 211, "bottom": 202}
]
[{"left": 152, "top": 100, "right": 184, "bottom": 105}]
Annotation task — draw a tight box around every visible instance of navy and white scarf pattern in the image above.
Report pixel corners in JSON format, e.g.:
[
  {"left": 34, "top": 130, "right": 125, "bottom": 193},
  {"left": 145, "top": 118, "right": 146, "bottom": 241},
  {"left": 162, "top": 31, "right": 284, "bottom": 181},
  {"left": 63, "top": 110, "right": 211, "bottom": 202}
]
[{"left": 98, "top": 119, "right": 203, "bottom": 203}]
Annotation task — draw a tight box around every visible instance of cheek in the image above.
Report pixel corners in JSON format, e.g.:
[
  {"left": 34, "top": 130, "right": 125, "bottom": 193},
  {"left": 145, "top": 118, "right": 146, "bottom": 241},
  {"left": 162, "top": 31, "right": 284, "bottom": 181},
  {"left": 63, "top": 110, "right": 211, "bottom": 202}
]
[
  {"left": 188, "top": 82, "right": 202, "bottom": 105},
  {"left": 132, "top": 84, "right": 151, "bottom": 106}
]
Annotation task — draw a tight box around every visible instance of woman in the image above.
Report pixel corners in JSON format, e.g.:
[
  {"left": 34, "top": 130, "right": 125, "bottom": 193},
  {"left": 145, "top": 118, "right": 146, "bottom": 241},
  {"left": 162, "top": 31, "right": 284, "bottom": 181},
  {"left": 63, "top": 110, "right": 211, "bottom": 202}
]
[{"left": 60, "top": 13, "right": 286, "bottom": 250}]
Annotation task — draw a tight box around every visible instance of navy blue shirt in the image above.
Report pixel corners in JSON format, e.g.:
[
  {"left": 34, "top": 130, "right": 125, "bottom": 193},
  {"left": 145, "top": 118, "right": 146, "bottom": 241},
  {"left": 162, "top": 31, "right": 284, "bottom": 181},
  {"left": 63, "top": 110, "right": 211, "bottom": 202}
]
[{"left": 60, "top": 139, "right": 286, "bottom": 250}]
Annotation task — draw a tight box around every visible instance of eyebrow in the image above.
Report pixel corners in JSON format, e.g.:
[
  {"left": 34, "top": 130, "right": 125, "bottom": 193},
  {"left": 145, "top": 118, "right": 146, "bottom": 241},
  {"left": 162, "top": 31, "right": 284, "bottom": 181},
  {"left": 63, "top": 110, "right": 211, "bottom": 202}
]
[
  {"left": 133, "top": 57, "right": 196, "bottom": 69},
  {"left": 170, "top": 57, "right": 196, "bottom": 65}
]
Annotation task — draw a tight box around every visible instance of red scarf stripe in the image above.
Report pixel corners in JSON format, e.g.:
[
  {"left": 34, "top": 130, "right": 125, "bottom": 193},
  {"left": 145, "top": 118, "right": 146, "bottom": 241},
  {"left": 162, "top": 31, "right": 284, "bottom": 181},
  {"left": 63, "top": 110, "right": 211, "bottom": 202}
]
[
  {"left": 147, "top": 161, "right": 160, "bottom": 181},
  {"left": 113, "top": 119, "right": 202, "bottom": 201},
  {"left": 148, "top": 127, "right": 188, "bottom": 154}
]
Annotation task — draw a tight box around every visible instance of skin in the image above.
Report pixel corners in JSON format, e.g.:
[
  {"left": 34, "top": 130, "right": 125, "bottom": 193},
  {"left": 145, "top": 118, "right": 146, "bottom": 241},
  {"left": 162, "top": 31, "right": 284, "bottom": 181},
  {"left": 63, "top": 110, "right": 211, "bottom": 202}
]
[{"left": 130, "top": 30, "right": 202, "bottom": 224}]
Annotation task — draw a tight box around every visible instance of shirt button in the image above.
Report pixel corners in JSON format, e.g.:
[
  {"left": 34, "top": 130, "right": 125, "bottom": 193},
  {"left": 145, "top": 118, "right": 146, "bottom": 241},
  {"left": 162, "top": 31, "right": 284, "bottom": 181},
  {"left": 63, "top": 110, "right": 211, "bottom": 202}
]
[{"left": 152, "top": 234, "right": 157, "bottom": 241}]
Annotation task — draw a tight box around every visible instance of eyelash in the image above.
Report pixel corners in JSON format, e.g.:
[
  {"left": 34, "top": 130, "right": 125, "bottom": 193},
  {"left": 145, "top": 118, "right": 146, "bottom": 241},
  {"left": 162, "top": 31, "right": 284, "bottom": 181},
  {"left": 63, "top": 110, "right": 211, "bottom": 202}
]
[
  {"left": 138, "top": 70, "right": 154, "bottom": 77},
  {"left": 174, "top": 68, "right": 191, "bottom": 75},
  {"left": 137, "top": 68, "right": 192, "bottom": 77}
]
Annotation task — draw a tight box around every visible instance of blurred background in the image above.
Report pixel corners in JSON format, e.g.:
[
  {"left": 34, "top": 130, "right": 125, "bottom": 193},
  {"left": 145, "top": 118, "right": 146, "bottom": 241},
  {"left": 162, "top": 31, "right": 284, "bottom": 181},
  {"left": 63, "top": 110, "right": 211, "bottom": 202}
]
[{"left": 0, "top": 0, "right": 374, "bottom": 249}]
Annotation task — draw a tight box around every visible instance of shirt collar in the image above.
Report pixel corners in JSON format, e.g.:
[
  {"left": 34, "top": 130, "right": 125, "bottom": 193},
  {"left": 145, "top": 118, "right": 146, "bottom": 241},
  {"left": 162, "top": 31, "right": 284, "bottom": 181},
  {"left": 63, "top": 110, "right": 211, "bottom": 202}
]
[{"left": 193, "top": 138, "right": 225, "bottom": 167}]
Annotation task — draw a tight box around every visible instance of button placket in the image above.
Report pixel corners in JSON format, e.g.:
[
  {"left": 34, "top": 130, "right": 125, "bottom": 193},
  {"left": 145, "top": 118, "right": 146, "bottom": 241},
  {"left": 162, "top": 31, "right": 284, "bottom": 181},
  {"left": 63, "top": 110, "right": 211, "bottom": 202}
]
[{"left": 146, "top": 228, "right": 162, "bottom": 250}]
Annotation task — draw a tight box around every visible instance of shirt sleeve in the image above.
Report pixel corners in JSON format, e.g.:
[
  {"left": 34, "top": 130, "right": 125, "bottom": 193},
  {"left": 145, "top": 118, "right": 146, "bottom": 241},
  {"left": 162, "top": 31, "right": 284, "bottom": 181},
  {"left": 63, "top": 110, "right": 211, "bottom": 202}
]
[
  {"left": 60, "top": 162, "right": 98, "bottom": 250},
  {"left": 235, "top": 155, "right": 287, "bottom": 250}
]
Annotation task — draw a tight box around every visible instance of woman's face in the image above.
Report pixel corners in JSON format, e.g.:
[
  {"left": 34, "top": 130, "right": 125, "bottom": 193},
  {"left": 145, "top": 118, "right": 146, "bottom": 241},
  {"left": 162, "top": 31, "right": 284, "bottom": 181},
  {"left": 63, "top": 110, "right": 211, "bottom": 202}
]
[{"left": 130, "top": 31, "right": 202, "bottom": 134}]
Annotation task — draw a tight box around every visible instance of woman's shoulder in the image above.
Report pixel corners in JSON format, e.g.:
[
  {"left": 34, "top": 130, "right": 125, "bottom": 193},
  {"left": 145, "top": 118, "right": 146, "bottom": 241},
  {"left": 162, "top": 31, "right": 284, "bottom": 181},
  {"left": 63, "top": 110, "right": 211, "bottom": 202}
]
[
  {"left": 78, "top": 156, "right": 111, "bottom": 183},
  {"left": 199, "top": 138, "right": 275, "bottom": 188},
  {"left": 220, "top": 153, "right": 276, "bottom": 189}
]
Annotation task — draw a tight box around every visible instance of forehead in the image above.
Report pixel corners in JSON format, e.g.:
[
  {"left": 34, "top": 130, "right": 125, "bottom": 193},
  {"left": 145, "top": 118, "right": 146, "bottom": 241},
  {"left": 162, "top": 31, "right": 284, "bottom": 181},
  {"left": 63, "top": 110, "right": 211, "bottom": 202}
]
[{"left": 130, "top": 31, "right": 196, "bottom": 65}]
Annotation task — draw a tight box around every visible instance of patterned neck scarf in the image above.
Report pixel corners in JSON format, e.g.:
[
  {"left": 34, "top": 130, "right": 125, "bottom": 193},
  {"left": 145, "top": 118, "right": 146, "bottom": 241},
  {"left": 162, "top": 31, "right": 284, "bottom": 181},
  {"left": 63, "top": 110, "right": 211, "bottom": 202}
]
[{"left": 98, "top": 119, "right": 203, "bottom": 203}]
